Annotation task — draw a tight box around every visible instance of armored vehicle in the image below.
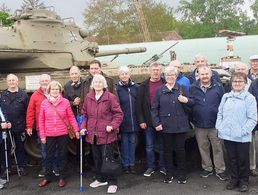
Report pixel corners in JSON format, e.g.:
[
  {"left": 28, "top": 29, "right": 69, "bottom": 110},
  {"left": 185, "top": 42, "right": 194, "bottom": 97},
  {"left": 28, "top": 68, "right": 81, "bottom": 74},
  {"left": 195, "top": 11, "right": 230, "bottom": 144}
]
[{"left": 0, "top": 7, "right": 146, "bottom": 158}]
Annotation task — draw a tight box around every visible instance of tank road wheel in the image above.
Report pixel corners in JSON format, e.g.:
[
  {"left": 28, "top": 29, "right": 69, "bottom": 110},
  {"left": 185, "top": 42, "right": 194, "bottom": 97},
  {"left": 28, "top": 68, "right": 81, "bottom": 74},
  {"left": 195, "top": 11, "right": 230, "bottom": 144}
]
[
  {"left": 67, "top": 138, "right": 91, "bottom": 156},
  {"left": 24, "top": 132, "right": 42, "bottom": 159}
]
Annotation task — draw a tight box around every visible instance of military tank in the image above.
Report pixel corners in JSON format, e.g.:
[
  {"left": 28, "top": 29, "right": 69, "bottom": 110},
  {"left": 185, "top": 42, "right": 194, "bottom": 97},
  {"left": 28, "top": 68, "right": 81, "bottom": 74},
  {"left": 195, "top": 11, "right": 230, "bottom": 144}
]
[
  {"left": 0, "top": 6, "right": 146, "bottom": 91},
  {"left": 0, "top": 7, "right": 147, "bottom": 159}
]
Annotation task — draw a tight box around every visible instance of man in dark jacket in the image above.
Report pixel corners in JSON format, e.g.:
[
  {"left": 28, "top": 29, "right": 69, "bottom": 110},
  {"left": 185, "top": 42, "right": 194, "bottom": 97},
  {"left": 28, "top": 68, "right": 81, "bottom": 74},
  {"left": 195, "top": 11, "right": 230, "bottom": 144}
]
[
  {"left": 79, "top": 60, "right": 114, "bottom": 113},
  {"left": 0, "top": 74, "right": 28, "bottom": 176},
  {"left": 64, "top": 66, "right": 85, "bottom": 171},
  {"left": 189, "top": 66, "right": 227, "bottom": 180},
  {"left": 188, "top": 54, "right": 221, "bottom": 84},
  {"left": 136, "top": 62, "right": 166, "bottom": 177}
]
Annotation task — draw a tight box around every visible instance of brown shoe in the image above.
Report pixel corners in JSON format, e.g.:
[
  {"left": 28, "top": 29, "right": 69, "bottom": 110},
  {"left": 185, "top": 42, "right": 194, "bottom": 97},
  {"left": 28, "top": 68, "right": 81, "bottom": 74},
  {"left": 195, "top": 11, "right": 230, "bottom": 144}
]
[
  {"left": 39, "top": 179, "right": 49, "bottom": 187},
  {"left": 58, "top": 179, "right": 65, "bottom": 187}
]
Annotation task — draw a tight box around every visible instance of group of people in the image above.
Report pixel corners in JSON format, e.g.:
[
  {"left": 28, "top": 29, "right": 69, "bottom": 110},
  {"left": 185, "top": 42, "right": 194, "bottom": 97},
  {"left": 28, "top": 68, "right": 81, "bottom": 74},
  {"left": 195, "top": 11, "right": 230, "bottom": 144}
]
[{"left": 0, "top": 54, "right": 257, "bottom": 194}]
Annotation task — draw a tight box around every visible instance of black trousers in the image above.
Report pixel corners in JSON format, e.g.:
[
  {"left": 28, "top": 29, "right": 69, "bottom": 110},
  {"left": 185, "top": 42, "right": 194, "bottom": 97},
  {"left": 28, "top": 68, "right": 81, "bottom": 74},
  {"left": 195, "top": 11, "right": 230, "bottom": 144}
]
[
  {"left": 91, "top": 142, "right": 117, "bottom": 185},
  {"left": 163, "top": 132, "right": 186, "bottom": 178},
  {"left": 224, "top": 140, "right": 250, "bottom": 186},
  {"left": 45, "top": 135, "right": 68, "bottom": 180}
]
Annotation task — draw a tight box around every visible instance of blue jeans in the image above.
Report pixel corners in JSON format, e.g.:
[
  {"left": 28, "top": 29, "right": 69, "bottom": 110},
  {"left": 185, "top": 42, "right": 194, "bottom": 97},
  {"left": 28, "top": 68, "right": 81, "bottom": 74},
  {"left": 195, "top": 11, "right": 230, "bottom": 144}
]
[
  {"left": 38, "top": 132, "right": 58, "bottom": 171},
  {"left": 121, "top": 132, "right": 137, "bottom": 166},
  {"left": 145, "top": 126, "right": 165, "bottom": 169}
]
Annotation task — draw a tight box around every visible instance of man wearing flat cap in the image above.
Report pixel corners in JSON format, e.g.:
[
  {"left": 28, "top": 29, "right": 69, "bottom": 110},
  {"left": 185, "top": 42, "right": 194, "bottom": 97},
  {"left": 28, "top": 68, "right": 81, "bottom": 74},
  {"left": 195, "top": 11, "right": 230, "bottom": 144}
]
[{"left": 248, "top": 55, "right": 258, "bottom": 81}]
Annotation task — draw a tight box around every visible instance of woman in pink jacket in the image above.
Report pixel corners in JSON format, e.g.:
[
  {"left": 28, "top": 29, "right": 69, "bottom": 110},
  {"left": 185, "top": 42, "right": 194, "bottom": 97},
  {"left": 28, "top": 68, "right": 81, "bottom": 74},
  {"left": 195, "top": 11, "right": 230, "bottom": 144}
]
[
  {"left": 81, "top": 74, "right": 123, "bottom": 194},
  {"left": 38, "top": 81, "right": 79, "bottom": 188}
]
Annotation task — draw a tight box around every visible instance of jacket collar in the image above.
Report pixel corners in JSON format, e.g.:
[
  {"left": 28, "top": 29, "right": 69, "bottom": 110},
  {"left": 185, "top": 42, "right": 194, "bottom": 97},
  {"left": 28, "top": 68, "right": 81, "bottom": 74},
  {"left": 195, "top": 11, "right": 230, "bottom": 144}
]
[
  {"left": 162, "top": 83, "right": 179, "bottom": 93},
  {"left": 87, "top": 89, "right": 109, "bottom": 102},
  {"left": 227, "top": 90, "right": 249, "bottom": 100},
  {"left": 118, "top": 79, "right": 135, "bottom": 87}
]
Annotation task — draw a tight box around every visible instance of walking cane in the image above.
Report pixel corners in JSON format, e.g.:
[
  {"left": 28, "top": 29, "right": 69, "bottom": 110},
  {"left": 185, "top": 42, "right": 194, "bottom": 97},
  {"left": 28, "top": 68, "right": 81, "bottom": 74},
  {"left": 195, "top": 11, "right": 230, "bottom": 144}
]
[
  {"left": 2, "top": 131, "right": 9, "bottom": 182},
  {"left": 76, "top": 114, "right": 86, "bottom": 192},
  {"left": 8, "top": 131, "right": 21, "bottom": 177}
]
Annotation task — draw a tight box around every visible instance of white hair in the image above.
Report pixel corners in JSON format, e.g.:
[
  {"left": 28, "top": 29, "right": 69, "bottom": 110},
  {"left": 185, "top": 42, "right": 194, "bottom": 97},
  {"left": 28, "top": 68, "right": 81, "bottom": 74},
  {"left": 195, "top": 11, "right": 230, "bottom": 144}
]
[
  {"left": 90, "top": 74, "right": 108, "bottom": 89},
  {"left": 69, "top": 66, "right": 80, "bottom": 74},
  {"left": 194, "top": 53, "right": 207, "bottom": 62},
  {"left": 118, "top": 66, "right": 130, "bottom": 74},
  {"left": 164, "top": 66, "right": 178, "bottom": 76},
  {"left": 39, "top": 74, "right": 51, "bottom": 82},
  {"left": 6, "top": 74, "right": 18, "bottom": 81}
]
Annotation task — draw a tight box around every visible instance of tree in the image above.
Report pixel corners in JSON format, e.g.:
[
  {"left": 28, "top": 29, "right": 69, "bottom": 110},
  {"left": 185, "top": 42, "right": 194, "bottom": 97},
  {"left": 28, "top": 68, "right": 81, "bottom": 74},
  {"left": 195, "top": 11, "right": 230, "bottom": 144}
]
[
  {"left": 0, "top": 11, "right": 11, "bottom": 26},
  {"left": 21, "top": 0, "right": 45, "bottom": 10},
  {"left": 83, "top": 0, "right": 176, "bottom": 44},
  {"left": 176, "top": 0, "right": 246, "bottom": 36},
  {"left": 251, "top": 0, "right": 258, "bottom": 23}
]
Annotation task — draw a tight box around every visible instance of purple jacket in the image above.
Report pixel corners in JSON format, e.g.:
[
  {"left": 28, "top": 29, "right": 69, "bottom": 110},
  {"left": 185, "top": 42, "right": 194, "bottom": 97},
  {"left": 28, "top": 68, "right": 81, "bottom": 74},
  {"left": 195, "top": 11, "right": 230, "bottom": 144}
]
[{"left": 82, "top": 90, "right": 123, "bottom": 145}]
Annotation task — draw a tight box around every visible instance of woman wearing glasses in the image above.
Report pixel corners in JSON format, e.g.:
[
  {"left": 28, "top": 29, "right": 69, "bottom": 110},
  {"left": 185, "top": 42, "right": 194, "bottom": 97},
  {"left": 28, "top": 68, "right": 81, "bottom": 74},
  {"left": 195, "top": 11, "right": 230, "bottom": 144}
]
[{"left": 216, "top": 72, "right": 257, "bottom": 192}]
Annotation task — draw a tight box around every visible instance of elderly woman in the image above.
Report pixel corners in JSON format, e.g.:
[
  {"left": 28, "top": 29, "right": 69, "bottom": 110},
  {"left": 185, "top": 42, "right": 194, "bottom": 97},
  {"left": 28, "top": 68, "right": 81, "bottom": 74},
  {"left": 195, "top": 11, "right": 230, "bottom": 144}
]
[
  {"left": 116, "top": 66, "right": 139, "bottom": 174},
  {"left": 216, "top": 72, "right": 257, "bottom": 192},
  {"left": 38, "top": 81, "right": 79, "bottom": 188},
  {"left": 151, "top": 66, "right": 193, "bottom": 184},
  {"left": 81, "top": 74, "right": 123, "bottom": 194}
]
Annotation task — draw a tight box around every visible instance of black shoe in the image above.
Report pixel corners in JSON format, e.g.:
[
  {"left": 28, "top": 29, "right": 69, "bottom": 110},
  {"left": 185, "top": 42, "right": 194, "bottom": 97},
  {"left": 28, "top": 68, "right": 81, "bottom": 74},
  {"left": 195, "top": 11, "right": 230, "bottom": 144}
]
[
  {"left": 177, "top": 176, "right": 187, "bottom": 184},
  {"left": 129, "top": 166, "right": 136, "bottom": 174},
  {"left": 38, "top": 169, "right": 45, "bottom": 177},
  {"left": 123, "top": 166, "right": 130, "bottom": 174},
  {"left": 226, "top": 181, "right": 238, "bottom": 190},
  {"left": 164, "top": 176, "right": 173, "bottom": 184},
  {"left": 200, "top": 170, "right": 213, "bottom": 178},
  {"left": 216, "top": 172, "right": 228, "bottom": 181},
  {"left": 239, "top": 184, "right": 249, "bottom": 192},
  {"left": 18, "top": 167, "right": 27, "bottom": 176}
]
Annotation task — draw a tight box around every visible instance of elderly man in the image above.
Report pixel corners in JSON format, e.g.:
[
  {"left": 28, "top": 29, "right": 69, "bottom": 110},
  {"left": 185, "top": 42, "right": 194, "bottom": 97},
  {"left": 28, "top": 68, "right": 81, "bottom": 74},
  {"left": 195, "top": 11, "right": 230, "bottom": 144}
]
[
  {"left": 188, "top": 54, "right": 221, "bottom": 84},
  {"left": 64, "top": 66, "right": 85, "bottom": 170},
  {"left": 248, "top": 55, "right": 258, "bottom": 81},
  {"left": 80, "top": 60, "right": 114, "bottom": 112},
  {"left": 189, "top": 66, "right": 227, "bottom": 180},
  {"left": 169, "top": 60, "right": 190, "bottom": 89},
  {"left": 26, "top": 74, "right": 60, "bottom": 177},
  {"left": 136, "top": 62, "right": 166, "bottom": 177},
  {"left": 0, "top": 74, "right": 28, "bottom": 176}
]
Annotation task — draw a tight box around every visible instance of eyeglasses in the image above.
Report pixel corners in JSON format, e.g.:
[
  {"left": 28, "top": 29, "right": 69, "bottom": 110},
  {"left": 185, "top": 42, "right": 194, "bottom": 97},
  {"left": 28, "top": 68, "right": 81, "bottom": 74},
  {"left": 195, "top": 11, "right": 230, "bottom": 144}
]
[
  {"left": 232, "top": 81, "right": 245, "bottom": 83},
  {"left": 165, "top": 74, "right": 177, "bottom": 77}
]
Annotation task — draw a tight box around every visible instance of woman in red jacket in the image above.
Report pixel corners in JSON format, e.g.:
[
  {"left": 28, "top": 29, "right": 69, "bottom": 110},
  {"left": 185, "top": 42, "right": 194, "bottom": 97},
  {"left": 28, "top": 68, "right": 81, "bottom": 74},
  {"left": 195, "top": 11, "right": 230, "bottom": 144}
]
[
  {"left": 38, "top": 81, "right": 79, "bottom": 188},
  {"left": 81, "top": 74, "right": 123, "bottom": 194}
]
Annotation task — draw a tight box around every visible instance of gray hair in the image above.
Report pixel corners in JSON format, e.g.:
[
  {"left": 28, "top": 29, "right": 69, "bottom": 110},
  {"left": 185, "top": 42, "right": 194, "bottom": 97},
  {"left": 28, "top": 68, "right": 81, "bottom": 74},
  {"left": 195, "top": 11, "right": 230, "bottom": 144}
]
[
  {"left": 90, "top": 74, "right": 108, "bottom": 89},
  {"left": 194, "top": 53, "right": 207, "bottom": 62},
  {"left": 164, "top": 66, "right": 178, "bottom": 76},
  {"left": 39, "top": 74, "right": 51, "bottom": 82},
  {"left": 197, "top": 66, "right": 212, "bottom": 74},
  {"left": 69, "top": 66, "right": 80, "bottom": 74},
  {"left": 6, "top": 74, "right": 18, "bottom": 81},
  {"left": 118, "top": 66, "right": 130, "bottom": 74}
]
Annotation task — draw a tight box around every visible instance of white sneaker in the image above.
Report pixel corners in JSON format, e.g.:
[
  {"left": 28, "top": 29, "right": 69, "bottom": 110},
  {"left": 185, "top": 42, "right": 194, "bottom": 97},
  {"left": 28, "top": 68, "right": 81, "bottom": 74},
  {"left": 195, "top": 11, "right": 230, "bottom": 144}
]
[
  {"left": 0, "top": 178, "right": 6, "bottom": 185},
  {"left": 0, "top": 184, "right": 4, "bottom": 189},
  {"left": 107, "top": 185, "right": 118, "bottom": 194},
  {"left": 89, "top": 180, "right": 108, "bottom": 188}
]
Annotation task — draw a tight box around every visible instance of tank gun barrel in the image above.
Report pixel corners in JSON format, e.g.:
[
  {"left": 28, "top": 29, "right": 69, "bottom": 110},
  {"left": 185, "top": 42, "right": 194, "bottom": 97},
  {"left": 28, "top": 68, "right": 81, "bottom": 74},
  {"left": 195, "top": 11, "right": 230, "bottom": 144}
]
[{"left": 95, "top": 47, "right": 146, "bottom": 57}]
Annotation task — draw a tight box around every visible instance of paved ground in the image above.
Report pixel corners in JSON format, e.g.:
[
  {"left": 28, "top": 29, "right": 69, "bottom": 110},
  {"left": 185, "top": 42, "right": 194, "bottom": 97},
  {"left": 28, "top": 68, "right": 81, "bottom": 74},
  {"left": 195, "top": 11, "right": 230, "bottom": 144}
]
[{"left": 1, "top": 161, "right": 258, "bottom": 195}]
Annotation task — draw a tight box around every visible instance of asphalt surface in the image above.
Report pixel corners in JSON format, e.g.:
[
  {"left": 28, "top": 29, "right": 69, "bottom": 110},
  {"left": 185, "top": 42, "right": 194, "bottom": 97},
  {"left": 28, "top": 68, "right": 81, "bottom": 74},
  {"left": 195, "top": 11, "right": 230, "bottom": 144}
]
[{"left": 1, "top": 160, "right": 258, "bottom": 195}]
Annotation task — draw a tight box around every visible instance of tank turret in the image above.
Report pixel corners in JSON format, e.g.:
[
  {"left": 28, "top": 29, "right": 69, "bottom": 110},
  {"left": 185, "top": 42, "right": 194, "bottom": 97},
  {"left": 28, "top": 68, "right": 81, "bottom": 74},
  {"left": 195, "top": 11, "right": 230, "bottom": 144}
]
[{"left": 0, "top": 7, "right": 146, "bottom": 73}]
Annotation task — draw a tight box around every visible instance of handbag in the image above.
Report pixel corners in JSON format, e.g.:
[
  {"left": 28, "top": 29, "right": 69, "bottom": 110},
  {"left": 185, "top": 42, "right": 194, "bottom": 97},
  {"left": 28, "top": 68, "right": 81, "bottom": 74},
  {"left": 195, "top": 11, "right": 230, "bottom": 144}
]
[
  {"left": 51, "top": 105, "right": 76, "bottom": 139},
  {"left": 101, "top": 138, "right": 122, "bottom": 176}
]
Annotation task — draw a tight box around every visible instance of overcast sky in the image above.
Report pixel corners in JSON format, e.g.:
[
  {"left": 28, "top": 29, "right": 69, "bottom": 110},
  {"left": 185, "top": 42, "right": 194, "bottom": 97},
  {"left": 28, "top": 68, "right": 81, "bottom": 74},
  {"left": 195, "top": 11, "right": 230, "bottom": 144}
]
[{"left": 3, "top": 0, "right": 180, "bottom": 27}]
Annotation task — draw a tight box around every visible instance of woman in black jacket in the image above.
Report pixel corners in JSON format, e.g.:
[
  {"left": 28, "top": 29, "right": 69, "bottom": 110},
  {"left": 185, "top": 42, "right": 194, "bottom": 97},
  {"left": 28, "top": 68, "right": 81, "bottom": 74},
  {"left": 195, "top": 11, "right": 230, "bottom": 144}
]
[{"left": 151, "top": 66, "right": 193, "bottom": 184}]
